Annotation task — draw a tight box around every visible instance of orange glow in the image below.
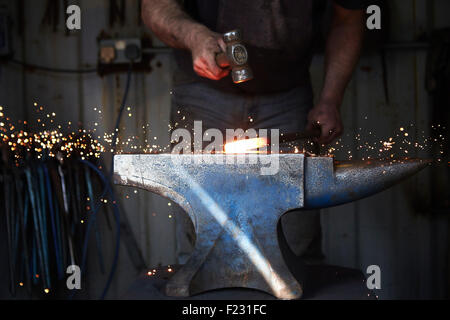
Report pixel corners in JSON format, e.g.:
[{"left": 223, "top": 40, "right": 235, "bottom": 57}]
[{"left": 224, "top": 137, "right": 268, "bottom": 154}]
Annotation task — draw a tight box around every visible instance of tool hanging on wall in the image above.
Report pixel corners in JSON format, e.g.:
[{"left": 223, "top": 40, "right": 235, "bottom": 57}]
[
  {"left": 109, "top": 0, "right": 145, "bottom": 28},
  {"left": 39, "top": 0, "right": 141, "bottom": 30},
  {"left": 41, "top": 0, "right": 59, "bottom": 32},
  {"left": 109, "top": 0, "right": 126, "bottom": 27},
  {"left": 137, "top": 0, "right": 142, "bottom": 26},
  {"left": 40, "top": 0, "right": 70, "bottom": 35}
]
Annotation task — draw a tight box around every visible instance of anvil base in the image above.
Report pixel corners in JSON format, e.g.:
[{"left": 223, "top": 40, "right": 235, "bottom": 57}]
[{"left": 122, "top": 265, "right": 376, "bottom": 300}]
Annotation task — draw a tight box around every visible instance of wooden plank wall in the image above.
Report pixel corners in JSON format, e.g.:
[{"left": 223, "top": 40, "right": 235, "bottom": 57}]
[{"left": 0, "top": 0, "right": 448, "bottom": 299}]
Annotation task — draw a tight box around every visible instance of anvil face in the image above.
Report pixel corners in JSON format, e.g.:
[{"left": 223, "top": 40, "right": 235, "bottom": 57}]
[{"left": 114, "top": 154, "right": 429, "bottom": 299}]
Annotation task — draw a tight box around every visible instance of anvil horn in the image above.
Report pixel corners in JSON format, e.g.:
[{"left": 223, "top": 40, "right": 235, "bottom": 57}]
[{"left": 303, "top": 157, "right": 431, "bottom": 209}]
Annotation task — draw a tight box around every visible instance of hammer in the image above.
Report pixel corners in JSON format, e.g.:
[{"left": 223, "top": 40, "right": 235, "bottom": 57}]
[{"left": 216, "top": 30, "right": 254, "bottom": 83}]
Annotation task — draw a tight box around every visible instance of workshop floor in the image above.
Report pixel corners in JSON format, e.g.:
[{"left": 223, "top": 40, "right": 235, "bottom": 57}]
[{"left": 121, "top": 264, "right": 376, "bottom": 300}]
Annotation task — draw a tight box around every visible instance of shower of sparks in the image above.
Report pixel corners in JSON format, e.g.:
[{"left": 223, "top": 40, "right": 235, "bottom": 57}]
[
  {"left": 321, "top": 123, "right": 447, "bottom": 163},
  {"left": 0, "top": 109, "right": 105, "bottom": 165},
  {"left": 0, "top": 103, "right": 173, "bottom": 165},
  {"left": 0, "top": 103, "right": 447, "bottom": 167},
  {"left": 170, "top": 110, "right": 448, "bottom": 163},
  {"left": 0, "top": 103, "right": 447, "bottom": 229}
]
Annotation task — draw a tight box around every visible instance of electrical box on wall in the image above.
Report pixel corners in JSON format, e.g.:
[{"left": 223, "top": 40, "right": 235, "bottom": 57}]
[
  {"left": 99, "top": 38, "right": 142, "bottom": 65},
  {"left": 0, "top": 9, "right": 10, "bottom": 57},
  {"left": 98, "top": 37, "right": 154, "bottom": 76}
]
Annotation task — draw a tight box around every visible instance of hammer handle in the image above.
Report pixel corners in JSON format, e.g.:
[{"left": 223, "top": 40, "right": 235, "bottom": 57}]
[
  {"left": 279, "top": 127, "right": 322, "bottom": 144},
  {"left": 216, "top": 52, "right": 229, "bottom": 68},
  {"left": 278, "top": 128, "right": 322, "bottom": 155}
]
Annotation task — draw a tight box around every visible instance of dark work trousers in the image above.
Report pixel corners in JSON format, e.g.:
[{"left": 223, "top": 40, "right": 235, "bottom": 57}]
[{"left": 170, "top": 81, "right": 323, "bottom": 265}]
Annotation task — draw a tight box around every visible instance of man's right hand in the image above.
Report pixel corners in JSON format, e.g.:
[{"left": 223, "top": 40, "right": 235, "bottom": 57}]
[
  {"left": 141, "top": 0, "right": 229, "bottom": 80},
  {"left": 189, "top": 29, "right": 230, "bottom": 81}
]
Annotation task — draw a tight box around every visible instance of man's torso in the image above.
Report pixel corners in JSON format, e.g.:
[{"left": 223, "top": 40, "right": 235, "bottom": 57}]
[{"left": 175, "top": 0, "right": 320, "bottom": 94}]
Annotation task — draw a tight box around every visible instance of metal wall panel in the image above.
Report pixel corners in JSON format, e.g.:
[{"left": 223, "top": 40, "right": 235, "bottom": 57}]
[
  {"left": 320, "top": 0, "right": 449, "bottom": 299},
  {"left": 0, "top": 0, "right": 448, "bottom": 299}
]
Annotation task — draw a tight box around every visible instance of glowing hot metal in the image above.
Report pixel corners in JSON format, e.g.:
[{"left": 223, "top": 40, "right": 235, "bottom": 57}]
[{"left": 224, "top": 138, "right": 268, "bottom": 153}]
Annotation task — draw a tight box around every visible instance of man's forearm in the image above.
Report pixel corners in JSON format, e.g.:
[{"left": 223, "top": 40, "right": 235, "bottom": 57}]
[
  {"left": 141, "top": 0, "right": 209, "bottom": 50},
  {"left": 142, "top": 0, "right": 228, "bottom": 80},
  {"left": 319, "top": 4, "right": 365, "bottom": 106}
]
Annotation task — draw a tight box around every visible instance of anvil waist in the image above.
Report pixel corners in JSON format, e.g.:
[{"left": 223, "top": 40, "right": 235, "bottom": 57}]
[{"left": 169, "top": 80, "right": 323, "bottom": 264}]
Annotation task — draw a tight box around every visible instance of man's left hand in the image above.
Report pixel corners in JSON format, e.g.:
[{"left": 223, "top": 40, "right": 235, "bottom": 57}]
[{"left": 306, "top": 102, "right": 343, "bottom": 145}]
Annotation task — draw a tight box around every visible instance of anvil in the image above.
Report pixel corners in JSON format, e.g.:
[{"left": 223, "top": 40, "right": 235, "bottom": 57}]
[{"left": 114, "top": 154, "right": 429, "bottom": 299}]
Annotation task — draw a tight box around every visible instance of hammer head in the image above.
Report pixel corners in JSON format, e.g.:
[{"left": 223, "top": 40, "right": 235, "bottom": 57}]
[{"left": 221, "top": 30, "right": 253, "bottom": 83}]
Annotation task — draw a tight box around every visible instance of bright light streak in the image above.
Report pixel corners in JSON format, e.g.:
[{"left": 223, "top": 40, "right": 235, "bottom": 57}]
[
  {"left": 178, "top": 167, "right": 296, "bottom": 299},
  {"left": 224, "top": 138, "right": 268, "bottom": 154}
]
